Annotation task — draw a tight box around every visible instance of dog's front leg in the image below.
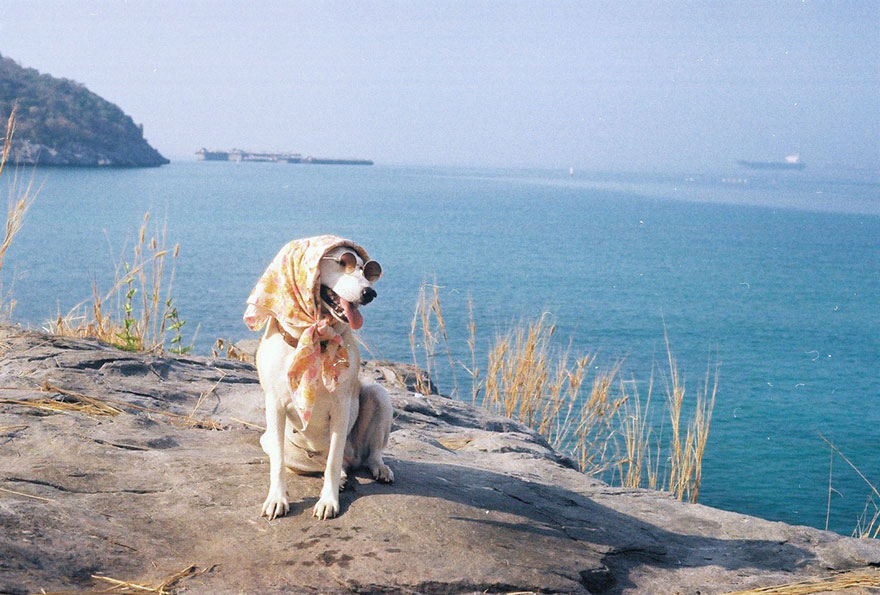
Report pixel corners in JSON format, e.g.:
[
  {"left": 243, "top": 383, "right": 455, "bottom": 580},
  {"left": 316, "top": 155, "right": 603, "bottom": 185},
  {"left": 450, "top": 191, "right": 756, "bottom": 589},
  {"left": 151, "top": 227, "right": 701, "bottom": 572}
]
[
  {"left": 313, "top": 403, "right": 350, "bottom": 520},
  {"left": 260, "top": 399, "right": 289, "bottom": 520}
]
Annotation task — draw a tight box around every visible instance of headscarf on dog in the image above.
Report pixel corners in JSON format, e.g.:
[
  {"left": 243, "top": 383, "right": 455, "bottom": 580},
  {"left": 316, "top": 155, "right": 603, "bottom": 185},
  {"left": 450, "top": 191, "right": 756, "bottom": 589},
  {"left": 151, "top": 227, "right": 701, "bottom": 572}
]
[{"left": 244, "top": 235, "right": 370, "bottom": 427}]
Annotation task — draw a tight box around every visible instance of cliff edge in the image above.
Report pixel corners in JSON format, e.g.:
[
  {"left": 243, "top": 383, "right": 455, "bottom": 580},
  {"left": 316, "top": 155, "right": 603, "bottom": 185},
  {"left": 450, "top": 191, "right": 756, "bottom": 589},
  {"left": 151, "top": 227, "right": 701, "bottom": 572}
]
[
  {"left": 1, "top": 326, "right": 878, "bottom": 594},
  {"left": 0, "top": 55, "right": 169, "bottom": 167}
]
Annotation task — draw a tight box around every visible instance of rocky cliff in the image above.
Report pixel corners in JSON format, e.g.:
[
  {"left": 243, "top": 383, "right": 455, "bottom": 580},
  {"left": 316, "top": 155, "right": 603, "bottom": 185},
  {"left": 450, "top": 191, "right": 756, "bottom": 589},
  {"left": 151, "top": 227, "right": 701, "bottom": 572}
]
[
  {"left": 1, "top": 326, "right": 879, "bottom": 594},
  {"left": 0, "top": 55, "right": 169, "bottom": 167}
]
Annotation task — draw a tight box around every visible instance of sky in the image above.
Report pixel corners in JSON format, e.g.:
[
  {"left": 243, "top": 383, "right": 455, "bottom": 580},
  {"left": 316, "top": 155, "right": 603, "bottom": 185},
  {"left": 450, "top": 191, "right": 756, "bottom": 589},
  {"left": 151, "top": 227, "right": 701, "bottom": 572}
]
[{"left": 1, "top": 1, "right": 878, "bottom": 171}]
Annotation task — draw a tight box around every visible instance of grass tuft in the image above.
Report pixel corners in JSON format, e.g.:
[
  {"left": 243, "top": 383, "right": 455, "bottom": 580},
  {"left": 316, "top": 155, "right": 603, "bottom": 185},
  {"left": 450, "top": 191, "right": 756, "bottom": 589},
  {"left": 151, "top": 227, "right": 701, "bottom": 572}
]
[
  {"left": 663, "top": 328, "right": 718, "bottom": 502},
  {"left": 409, "top": 280, "right": 457, "bottom": 396},
  {"left": 410, "top": 280, "right": 718, "bottom": 503},
  {"left": 46, "top": 212, "right": 195, "bottom": 354},
  {"left": 481, "top": 314, "right": 627, "bottom": 477}
]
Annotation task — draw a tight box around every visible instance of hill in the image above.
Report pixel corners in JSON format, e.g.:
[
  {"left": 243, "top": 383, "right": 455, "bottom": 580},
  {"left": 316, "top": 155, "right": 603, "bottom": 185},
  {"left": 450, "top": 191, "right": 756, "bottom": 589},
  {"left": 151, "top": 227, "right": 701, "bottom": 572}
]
[{"left": 0, "top": 54, "right": 168, "bottom": 167}]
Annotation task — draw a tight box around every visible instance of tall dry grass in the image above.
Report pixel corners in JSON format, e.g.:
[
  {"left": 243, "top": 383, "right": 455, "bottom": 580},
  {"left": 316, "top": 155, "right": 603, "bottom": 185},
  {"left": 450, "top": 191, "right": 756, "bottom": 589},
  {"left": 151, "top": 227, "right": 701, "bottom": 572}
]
[
  {"left": 662, "top": 331, "right": 718, "bottom": 502},
  {"left": 47, "top": 212, "right": 194, "bottom": 354},
  {"left": 481, "top": 315, "right": 627, "bottom": 476},
  {"left": 410, "top": 280, "right": 718, "bottom": 503},
  {"left": 409, "top": 280, "right": 457, "bottom": 395},
  {"left": 822, "top": 434, "right": 880, "bottom": 539},
  {"left": 0, "top": 106, "right": 41, "bottom": 319},
  {"left": 618, "top": 374, "right": 661, "bottom": 491}
]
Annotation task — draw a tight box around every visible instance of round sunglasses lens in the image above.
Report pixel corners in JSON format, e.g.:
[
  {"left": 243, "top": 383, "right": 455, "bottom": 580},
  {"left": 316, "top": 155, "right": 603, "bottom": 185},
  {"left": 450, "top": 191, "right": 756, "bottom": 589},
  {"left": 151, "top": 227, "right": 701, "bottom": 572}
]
[
  {"left": 339, "top": 252, "right": 358, "bottom": 273},
  {"left": 363, "top": 260, "right": 382, "bottom": 281}
]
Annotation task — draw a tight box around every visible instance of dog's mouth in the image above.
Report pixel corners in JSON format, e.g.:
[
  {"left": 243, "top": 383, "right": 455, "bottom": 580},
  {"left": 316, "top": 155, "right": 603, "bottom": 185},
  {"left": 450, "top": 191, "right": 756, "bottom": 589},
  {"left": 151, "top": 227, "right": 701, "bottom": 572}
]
[{"left": 320, "top": 285, "right": 364, "bottom": 330}]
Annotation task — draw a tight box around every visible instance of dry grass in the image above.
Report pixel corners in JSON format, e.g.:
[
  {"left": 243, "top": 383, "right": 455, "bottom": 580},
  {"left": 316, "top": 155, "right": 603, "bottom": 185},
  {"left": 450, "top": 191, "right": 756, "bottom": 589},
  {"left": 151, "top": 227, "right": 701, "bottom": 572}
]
[
  {"left": 46, "top": 212, "right": 194, "bottom": 354},
  {"left": 464, "top": 294, "right": 480, "bottom": 404},
  {"left": 0, "top": 381, "right": 221, "bottom": 430},
  {"left": 663, "top": 330, "right": 718, "bottom": 502},
  {"left": 0, "top": 423, "right": 28, "bottom": 433},
  {"left": 721, "top": 568, "right": 880, "bottom": 594},
  {"left": 211, "top": 337, "right": 252, "bottom": 362},
  {"left": 37, "top": 564, "right": 208, "bottom": 595},
  {"left": 187, "top": 372, "right": 226, "bottom": 421},
  {"left": 617, "top": 374, "right": 660, "bottom": 491},
  {"left": 822, "top": 434, "right": 880, "bottom": 539},
  {"left": 481, "top": 315, "right": 627, "bottom": 476},
  {"left": 409, "top": 280, "right": 456, "bottom": 396},
  {"left": 0, "top": 485, "right": 56, "bottom": 503},
  {"left": 410, "top": 280, "right": 719, "bottom": 503},
  {"left": 0, "top": 395, "right": 121, "bottom": 418},
  {"left": 0, "top": 106, "right": 41, "bottom": 320}
]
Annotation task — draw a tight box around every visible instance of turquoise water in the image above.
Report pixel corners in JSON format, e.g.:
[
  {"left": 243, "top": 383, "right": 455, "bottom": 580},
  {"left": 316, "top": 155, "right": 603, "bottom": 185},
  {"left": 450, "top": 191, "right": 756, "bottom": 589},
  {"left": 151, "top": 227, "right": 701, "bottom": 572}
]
[{"left": 4, "top": 162, "right": 878, "bottom": 535}]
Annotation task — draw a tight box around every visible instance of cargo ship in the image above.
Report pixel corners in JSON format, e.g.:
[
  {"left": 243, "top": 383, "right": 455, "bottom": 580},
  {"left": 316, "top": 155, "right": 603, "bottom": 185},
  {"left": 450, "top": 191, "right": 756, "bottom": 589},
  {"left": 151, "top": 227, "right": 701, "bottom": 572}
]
[
  {"left": 301, "top": 156, "right": 374, "bottom": 166},
  {"left": 195, "top": 148, "right": 372, "bottom": 166},
  {"left": 737, "top": 154, "right": 805, "bottom": 171}
]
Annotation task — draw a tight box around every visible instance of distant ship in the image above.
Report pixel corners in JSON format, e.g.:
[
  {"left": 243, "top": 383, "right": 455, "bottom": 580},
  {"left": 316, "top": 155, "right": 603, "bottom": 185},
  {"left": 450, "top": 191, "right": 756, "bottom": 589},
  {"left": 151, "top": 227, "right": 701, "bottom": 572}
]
[
  {"left": 195, "top": 148, "right": 373, "bottom": 166},
  {"left": 737, "top": 154, "right": 806, "bottom": 171}
]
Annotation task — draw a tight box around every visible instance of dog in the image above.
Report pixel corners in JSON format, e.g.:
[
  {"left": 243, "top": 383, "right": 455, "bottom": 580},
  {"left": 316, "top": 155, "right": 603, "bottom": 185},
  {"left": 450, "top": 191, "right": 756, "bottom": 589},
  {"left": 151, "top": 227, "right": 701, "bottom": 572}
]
[{"left": 244, "top": 236, "right": 394, "bottom": 520}]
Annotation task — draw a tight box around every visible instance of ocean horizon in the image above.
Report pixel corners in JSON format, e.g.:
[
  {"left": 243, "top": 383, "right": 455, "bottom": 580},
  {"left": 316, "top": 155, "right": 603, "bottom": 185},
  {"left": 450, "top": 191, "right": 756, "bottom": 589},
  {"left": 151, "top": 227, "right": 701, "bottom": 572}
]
[{"left": 2, "top": 160, "right": 878, "bottom": 535}]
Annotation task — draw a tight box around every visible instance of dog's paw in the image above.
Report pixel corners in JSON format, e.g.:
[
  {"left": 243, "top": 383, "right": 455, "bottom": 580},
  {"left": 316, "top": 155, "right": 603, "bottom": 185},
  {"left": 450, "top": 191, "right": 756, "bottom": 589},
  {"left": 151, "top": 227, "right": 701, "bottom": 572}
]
[
  {"left": 261, "top": 488, "right": 290, "bottom": 520},
  {"left": 313, "top": 494, "right": 340, "bottom": 520},
  {"left": 371, "top": 462, "right": 394, "bottom": 484}
]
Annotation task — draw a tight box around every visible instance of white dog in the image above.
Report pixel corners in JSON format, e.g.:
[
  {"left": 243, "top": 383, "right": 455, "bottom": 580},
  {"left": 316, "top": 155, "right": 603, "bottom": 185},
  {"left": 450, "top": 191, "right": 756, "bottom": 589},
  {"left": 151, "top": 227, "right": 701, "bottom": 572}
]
[{"left": 244, "top": 236, "right": 394, "bottom": 520}]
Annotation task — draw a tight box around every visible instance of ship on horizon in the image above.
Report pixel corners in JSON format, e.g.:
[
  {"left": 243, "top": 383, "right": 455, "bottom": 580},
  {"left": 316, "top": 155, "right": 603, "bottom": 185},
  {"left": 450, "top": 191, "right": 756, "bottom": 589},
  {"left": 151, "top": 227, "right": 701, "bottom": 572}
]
[
  {"left": 195, "top": 148, "right": 373, "bottom": 166},
  {"left": 737, "top": 154, "right": 806, "bottom": 171}
]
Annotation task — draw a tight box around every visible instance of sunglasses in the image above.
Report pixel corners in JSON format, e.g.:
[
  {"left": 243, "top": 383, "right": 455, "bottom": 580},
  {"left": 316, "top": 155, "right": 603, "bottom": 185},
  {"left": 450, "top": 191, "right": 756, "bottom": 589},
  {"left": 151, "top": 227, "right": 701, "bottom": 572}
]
[{"left": 322, "top": 251, "right": 382, "bottom": 282}]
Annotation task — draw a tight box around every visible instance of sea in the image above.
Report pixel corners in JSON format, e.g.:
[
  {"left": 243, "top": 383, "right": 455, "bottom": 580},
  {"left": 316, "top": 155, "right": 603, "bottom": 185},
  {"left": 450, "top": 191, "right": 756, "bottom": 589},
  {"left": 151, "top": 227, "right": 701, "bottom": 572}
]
[{"left": 3, "top": 161, "right": 878, "bottom": 536}]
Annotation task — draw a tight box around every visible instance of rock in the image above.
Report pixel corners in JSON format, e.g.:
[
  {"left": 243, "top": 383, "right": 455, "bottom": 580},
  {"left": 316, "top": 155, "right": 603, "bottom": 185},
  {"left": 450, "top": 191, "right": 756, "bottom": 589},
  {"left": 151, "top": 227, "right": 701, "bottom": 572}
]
[{"left": 1, "top": 325, "right": 879, "bottom": 594}]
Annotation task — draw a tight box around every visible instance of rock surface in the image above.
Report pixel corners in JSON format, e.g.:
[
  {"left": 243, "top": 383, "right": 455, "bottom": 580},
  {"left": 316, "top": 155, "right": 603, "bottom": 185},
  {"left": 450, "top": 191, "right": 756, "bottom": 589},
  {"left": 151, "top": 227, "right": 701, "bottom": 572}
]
[{"left": 1, "top": 326, "right": 879, "bottom": 594}]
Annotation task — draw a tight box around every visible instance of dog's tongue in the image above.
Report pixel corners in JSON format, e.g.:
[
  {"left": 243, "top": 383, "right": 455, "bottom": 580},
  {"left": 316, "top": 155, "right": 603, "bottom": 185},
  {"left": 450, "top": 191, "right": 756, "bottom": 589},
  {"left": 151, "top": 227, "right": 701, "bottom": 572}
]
[{"left": 342, "top": 299, "right": 364, "bottom": 330}]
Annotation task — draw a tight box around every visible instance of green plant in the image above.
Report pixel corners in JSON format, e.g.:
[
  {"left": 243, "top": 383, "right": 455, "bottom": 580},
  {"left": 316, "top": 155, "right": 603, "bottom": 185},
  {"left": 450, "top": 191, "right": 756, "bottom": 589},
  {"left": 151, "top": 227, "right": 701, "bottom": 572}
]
[
  {"left": 165, "top": 297, "right": 191, "bottom": 355},
  {"left": 115, "top": 263, "right": 141, "bottom": 351},
  {"left": 47, "top": 212, "right": 191, "bottom": 354}
]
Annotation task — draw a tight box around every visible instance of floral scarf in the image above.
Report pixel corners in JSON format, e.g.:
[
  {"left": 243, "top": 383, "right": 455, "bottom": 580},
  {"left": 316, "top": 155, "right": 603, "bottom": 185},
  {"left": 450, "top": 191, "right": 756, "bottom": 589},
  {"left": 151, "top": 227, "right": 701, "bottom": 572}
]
[{"left": 244, "top": 235, "right": 370, "bottom": 427}]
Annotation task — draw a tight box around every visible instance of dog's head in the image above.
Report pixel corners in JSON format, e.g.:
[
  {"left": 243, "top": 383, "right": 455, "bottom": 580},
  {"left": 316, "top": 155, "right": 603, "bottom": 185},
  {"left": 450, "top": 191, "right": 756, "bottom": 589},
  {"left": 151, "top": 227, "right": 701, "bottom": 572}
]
[{"left": 318, "top": 246, "right": 382, "bottom": 331}]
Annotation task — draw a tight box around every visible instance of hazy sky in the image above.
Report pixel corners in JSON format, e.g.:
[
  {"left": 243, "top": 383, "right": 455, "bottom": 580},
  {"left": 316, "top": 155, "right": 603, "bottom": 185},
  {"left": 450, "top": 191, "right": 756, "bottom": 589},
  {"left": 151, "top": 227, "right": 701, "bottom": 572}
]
[{"left": 2, "top": 1, "right": 878, "bottom": 171}]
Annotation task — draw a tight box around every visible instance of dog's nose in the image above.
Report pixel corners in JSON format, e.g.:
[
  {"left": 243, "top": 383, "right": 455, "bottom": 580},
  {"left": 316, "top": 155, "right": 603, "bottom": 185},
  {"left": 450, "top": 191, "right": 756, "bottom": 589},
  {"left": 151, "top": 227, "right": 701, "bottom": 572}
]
[{"left": 361, "top": 287, "right": 377, "bottom": 305}]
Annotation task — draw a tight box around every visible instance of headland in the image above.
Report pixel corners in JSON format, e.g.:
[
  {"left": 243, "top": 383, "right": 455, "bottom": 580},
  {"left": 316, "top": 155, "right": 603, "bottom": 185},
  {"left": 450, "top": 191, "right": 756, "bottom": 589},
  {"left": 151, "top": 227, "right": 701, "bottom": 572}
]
[{"left": 0, "top": 54, "right": 169, "bottom": 167}]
